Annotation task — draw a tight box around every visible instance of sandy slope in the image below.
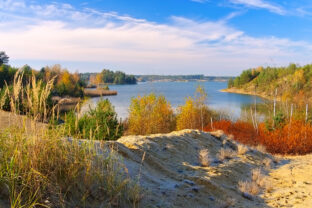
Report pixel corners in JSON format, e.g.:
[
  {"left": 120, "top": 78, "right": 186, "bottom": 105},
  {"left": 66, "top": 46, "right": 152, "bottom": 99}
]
[
  {"left": 263, "top": 154, "right": 312, "bottom": 208},
  {"left": 112, "top": 130, "right": 276, "bottom": 207},
  {"left": 110, "top": 130, "right": 312, "bottom": 208}
]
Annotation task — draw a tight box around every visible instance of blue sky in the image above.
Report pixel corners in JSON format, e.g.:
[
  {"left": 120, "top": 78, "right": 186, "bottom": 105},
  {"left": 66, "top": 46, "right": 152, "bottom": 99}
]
[{"left": 1, "top": 0, "right": 312, "bottom": 75}]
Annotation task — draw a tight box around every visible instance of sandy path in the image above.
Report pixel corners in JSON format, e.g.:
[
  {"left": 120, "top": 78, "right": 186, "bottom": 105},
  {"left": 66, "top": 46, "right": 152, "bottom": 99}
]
[{"left": 263, "top": 155, "right": 312, "bottom": 208}]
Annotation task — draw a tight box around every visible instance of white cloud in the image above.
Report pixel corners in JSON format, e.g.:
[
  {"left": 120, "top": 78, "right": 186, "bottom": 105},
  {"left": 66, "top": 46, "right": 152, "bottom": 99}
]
[
  {"left": 0, "top": 0, "right": 25, "bottom": 11},
  {"left": 230, "top": 0, "right": 285, "bottom": 15},
  {"left": 0, "top": 1, "right": 311, "bottom": 75}
]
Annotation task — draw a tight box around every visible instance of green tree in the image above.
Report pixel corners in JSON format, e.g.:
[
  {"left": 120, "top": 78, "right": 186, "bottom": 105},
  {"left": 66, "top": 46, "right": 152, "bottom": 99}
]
[
  {"left": 65, "top": 99, "right": 122, "bottom": 140},
  {"left": 0, "top": 51, "right": 9, "bottom": 65},
  {"left": 227, "top": 78, "right": 234, "bottom": 88}
]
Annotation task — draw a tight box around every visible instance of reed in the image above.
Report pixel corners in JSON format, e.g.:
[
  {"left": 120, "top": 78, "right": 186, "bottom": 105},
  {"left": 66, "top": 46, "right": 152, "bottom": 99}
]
[{"left": 84, "top": 88, "right": 117, "bottom": 97}]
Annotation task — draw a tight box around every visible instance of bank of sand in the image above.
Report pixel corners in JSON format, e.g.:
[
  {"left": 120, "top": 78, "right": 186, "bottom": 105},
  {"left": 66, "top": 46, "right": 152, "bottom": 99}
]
[{"left": 113, "top": 130, "right": 312, "bottom": 207}]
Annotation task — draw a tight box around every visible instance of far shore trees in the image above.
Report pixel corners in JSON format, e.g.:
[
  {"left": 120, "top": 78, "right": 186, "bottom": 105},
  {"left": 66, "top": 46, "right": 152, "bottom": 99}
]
[{"left": 227, "top": 63, "right": 312, "bottom": 105}]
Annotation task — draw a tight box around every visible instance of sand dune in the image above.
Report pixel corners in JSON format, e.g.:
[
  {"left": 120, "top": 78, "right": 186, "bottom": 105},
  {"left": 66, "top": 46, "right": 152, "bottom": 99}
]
[{"left": 110, "top": 130, "right": 291, "bottom": 207}]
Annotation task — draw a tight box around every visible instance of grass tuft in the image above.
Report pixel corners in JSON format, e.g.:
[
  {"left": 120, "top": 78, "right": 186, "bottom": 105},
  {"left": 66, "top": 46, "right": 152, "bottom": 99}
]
[
  {"left": 217, "top": 148, "right": 236, "bottom": 161},
  {"left": 199, "top": 149, "right": 211, "bottom": 167}
]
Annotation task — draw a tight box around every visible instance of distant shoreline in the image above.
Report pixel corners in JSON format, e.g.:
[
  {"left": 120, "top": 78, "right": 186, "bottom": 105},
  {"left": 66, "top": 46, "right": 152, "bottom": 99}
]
[
  {"left": 137, "top": 79, "right": 229, "bottom": 83},
  {"left": 220, "top": 88, "right": 276, "bottom": 101}
]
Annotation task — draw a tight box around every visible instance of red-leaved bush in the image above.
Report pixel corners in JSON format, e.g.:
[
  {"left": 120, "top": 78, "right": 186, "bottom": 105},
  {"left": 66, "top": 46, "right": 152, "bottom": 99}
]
[{"left": 204, "top": 120, "right": 312, "bottom": 155}]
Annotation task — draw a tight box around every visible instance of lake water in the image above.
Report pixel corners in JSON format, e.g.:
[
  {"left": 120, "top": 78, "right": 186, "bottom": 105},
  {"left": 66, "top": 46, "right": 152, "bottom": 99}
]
[{"left": 83, "top": 81, "right": 265, "bottom": 120}]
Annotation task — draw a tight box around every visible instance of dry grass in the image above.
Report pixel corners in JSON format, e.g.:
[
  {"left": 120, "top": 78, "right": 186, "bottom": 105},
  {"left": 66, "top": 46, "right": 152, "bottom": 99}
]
[
  {"left": 0, "top": 126, "right": 141, "bottom": 207},
  {"left": 255, "top": 145, "right": 267, "bottom": 153},
  {"left": 217, "top": 148, "right": 236, "bottom": 161},
  {"left": 238, "top": 168, "right": 267, "bottom": 196},
  {"left": 2, "top": 70, "right": 56, "bottom": 122},
  {"left": 237, "top": 144, "right": 248, "bottom": 155},
  {"left": 238, "top": 180, "right": 260, "bottom": 195},
  {"left": 199, "top": 149, "right": 211, "bottom": 167},
  {"left": 263, "top": 158, "right": 273, "bottom": 169},
  {"left": 25, "top": 74, "right": 55, "bottom": 121},
  {"left": 216, "top": 197, "right": 236, "bottom": 208}
]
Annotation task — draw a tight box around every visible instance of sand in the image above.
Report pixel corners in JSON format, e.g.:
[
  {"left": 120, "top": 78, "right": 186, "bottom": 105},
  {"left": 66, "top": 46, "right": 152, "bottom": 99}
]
[
  {"left": 263, "top": 154, "right": 312, "bottom": 208},
  {"left": 109, "top": 130, "right": 312, "bottom": 207}
]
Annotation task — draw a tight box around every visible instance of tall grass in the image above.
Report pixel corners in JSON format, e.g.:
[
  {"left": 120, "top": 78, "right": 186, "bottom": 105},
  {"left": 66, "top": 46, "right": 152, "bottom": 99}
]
[
  {"left": 0, "top": 126, "right": 141, "bottom": 207},
  {"left": 0, "top": 70, "right": 141, "bottom": 207},
  {"left": 1, "top": 70, "right": 56, "bottom": 122},
  {"left": 25, "top": 74, "right": 55, "bottom": 121}
]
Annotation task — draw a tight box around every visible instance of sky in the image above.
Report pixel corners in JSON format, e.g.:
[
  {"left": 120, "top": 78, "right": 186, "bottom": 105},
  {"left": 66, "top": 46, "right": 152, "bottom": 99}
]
[{"left": 1, "top": 0, "right": 312, "bottom": 75}]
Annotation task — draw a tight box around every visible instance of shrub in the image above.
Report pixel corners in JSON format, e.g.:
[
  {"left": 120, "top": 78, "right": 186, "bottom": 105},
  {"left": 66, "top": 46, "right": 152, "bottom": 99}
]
[
  {"left": 127, "top": 93, "right": 175, "bottom": 135},
  {"left": 205, "top": 119, "right": 312, "bottom": 155},
  {"left": 65, "top": 99, "right": 123, "bottom": 140}
]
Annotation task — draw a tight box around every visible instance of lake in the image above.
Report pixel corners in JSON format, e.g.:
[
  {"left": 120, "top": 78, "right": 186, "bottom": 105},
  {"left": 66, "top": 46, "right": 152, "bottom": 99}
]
[{"left": 83, "top": 81, "right": 266, "bottom": 120}]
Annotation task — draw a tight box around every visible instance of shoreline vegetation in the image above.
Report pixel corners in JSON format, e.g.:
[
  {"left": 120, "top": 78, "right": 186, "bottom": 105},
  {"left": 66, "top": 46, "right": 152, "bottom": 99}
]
[{"left": 226, "top": 63, "right": 312, "bottom": 104}]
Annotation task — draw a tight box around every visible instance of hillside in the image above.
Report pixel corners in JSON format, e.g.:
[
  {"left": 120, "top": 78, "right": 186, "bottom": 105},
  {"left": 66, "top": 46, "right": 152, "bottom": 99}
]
[
  {"left": 225, "top": 64, "right": 312, "bottom": 104},
  {"left": 106, "top": 130, "right": 312, "bottom": 207}
]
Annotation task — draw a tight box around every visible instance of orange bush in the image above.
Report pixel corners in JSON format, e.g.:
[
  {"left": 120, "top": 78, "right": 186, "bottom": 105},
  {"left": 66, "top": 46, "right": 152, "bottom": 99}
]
[
  {"left": 204, "top": 119, "right": 312, "bottom": 155},
  {"left": 204, "top": 120, "right": 258, "bottom": 146}
]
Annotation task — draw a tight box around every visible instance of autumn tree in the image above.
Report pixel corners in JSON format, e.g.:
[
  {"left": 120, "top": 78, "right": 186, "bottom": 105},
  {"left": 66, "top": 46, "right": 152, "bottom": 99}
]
[
  {"left": 176, "top": 86, "right": 214, "bottom": 131},
  {"left": 127, "top": 93, "right": 175, "bottom": 135},
  {"left": 41, "top": 65, "right": 85, "bottom": 97},
  {"left": 95, "top": 73, "right": 104, "bottom": 86}
]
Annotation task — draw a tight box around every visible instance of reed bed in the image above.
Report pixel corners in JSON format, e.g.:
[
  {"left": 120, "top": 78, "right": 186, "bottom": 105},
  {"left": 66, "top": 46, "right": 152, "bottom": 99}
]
[{"left": 84, "top": 89, "right": 117, "bottom": 97}]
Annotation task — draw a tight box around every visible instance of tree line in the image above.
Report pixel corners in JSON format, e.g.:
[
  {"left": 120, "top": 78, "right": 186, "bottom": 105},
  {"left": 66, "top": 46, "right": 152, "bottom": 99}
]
[
  {"left": 227, "top": 63, "right": 312, "bottom": 104},
  {"left": 87, "top": 69, "right": 137, "bottom": 85}
]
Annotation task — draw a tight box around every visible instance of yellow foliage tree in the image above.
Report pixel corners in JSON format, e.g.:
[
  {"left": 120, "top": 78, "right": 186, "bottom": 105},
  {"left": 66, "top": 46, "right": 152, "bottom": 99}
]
[
  {"left": 95, "top": 73, "right": 104, "bottom": 86},
  {"left": 127, "top": 93, "right": 175, "bottom": 135},
  {"left": 176, "top": 85, "right": 214, "bottom": 131}
]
